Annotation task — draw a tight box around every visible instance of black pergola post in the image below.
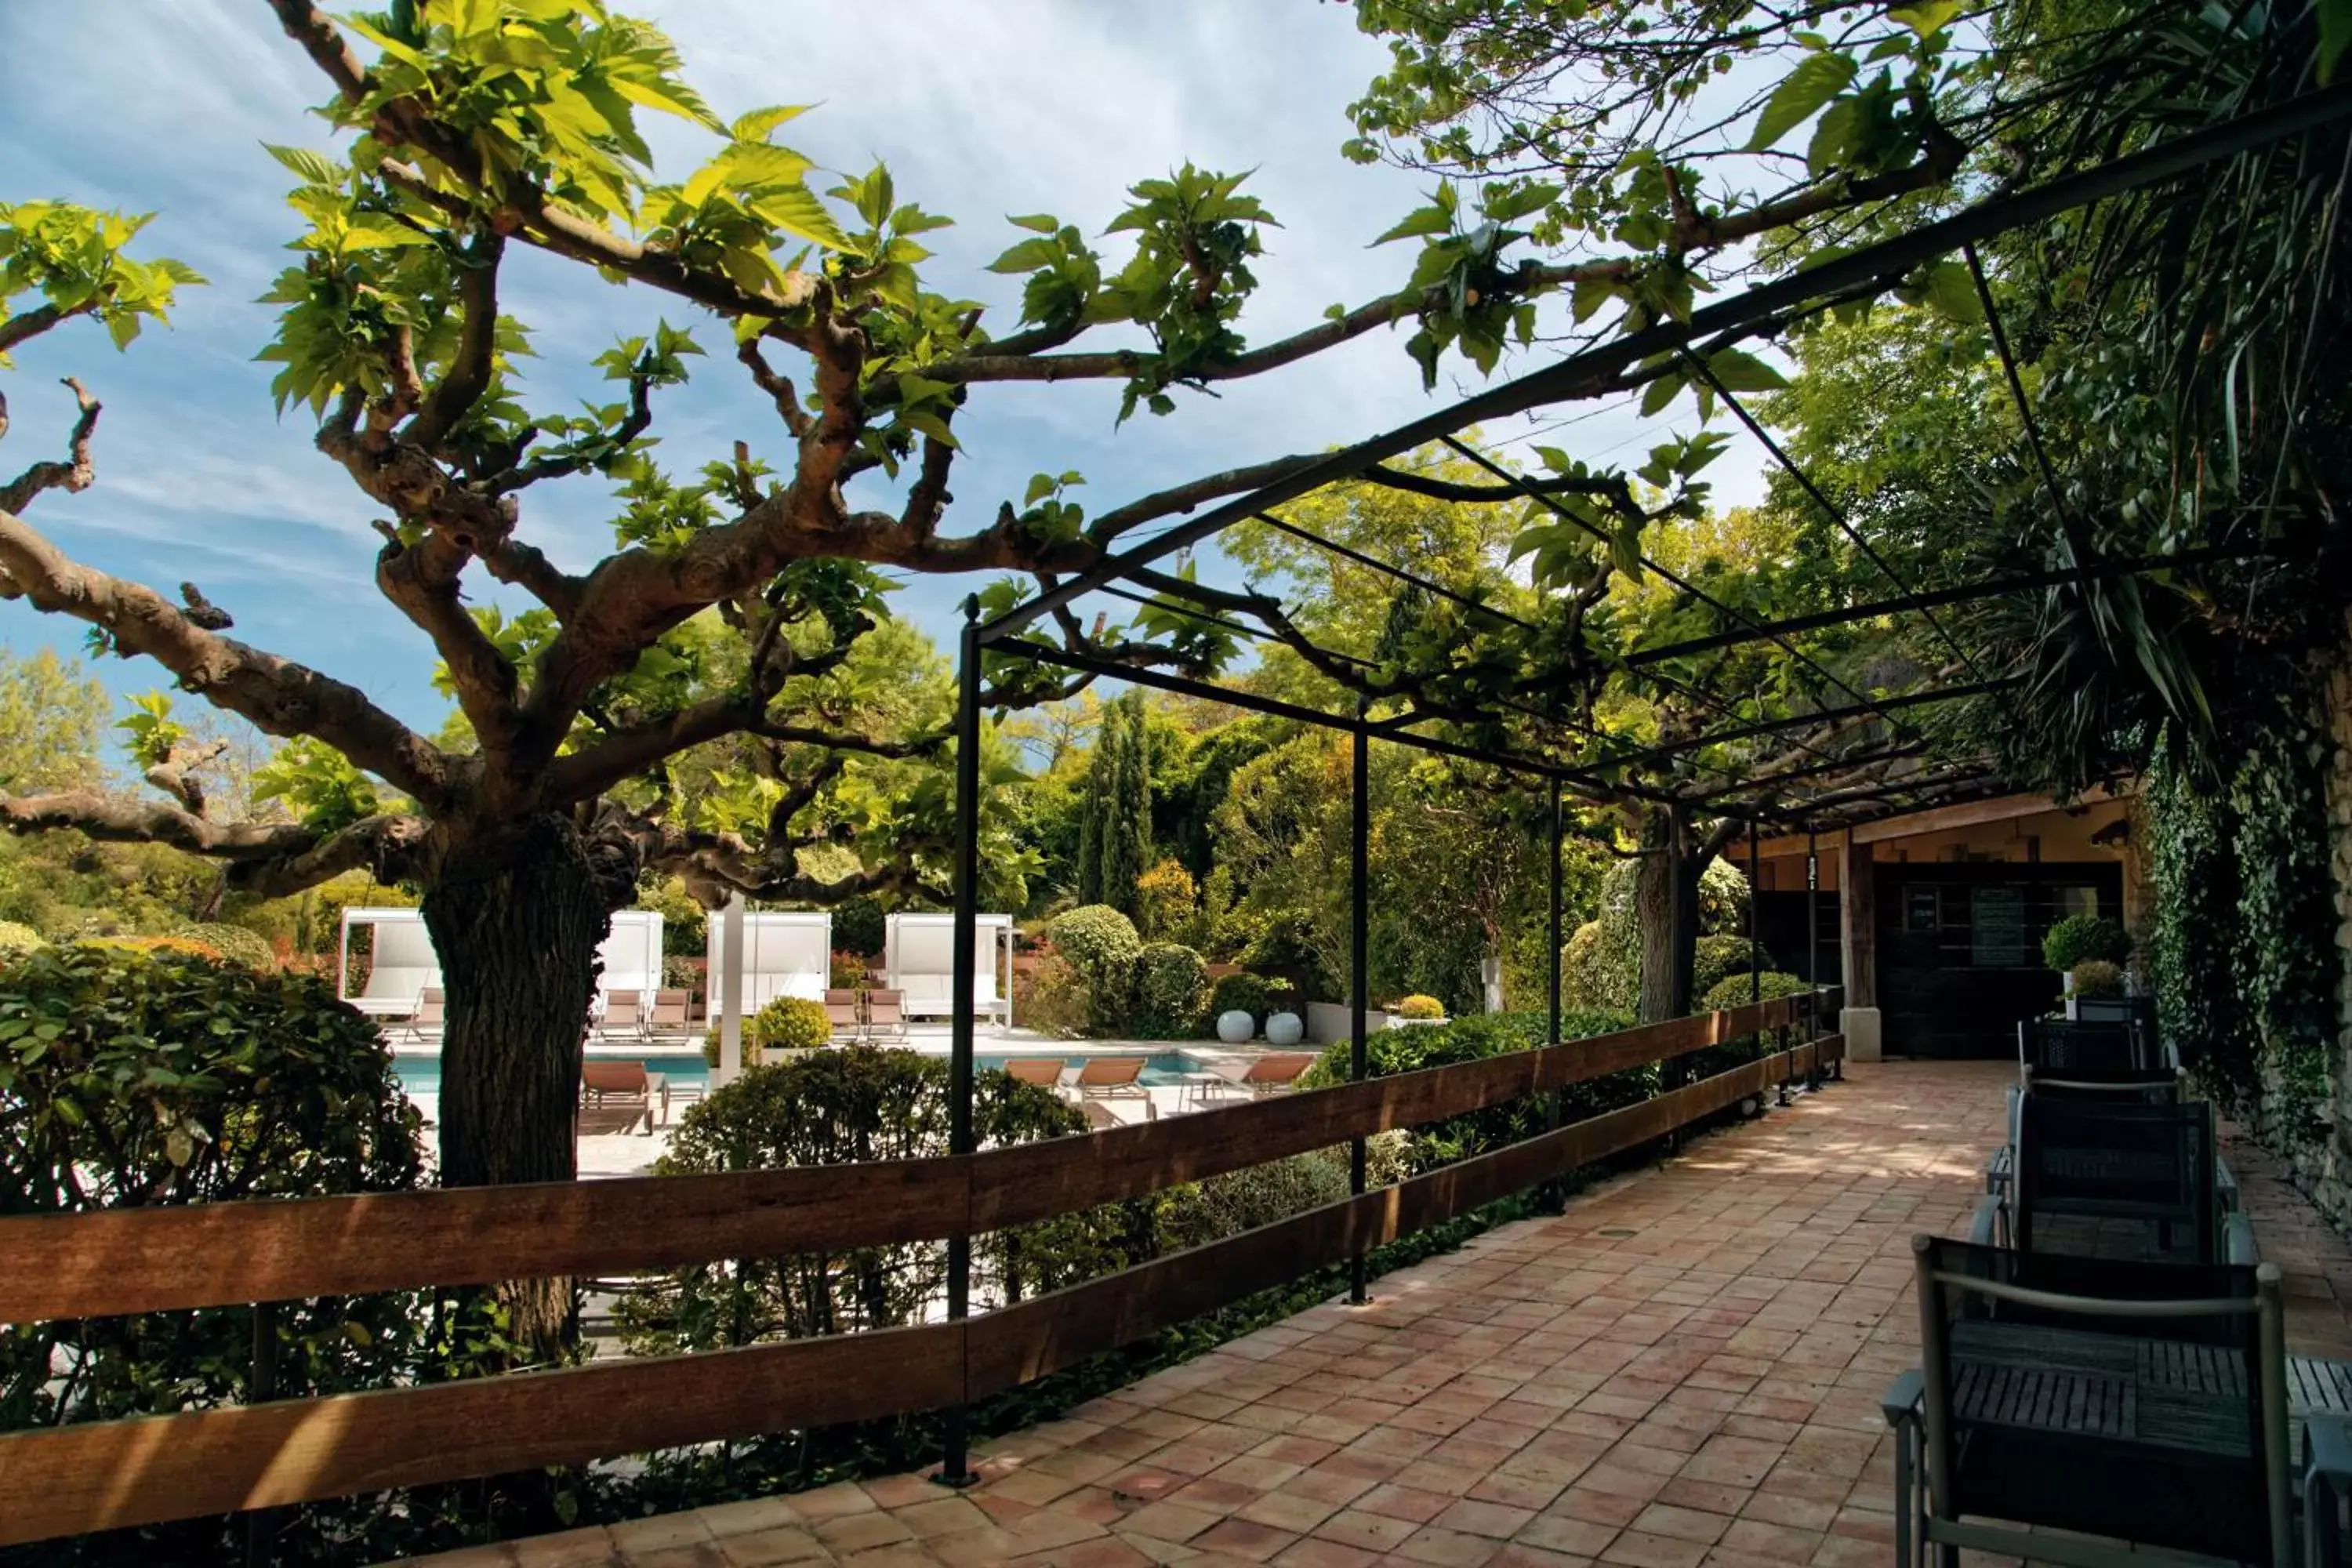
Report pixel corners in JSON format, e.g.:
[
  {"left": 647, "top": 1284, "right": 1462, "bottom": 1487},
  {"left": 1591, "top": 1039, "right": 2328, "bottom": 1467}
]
[
  {"left": 1807, "top": 825, "right": 1824, "bottom": 1092},
  {"left": 1541, "top": 780, "right": 1566, "bottom": 1212},
  {"left": 1748, "top": 819, "right": 1762, "bottom": 1110},
  {"left": 935, "top": 598, "right": 982, "bottom": 1490},
  {"left": 1348, "top": 704, "right": 1370, "bottom": 1306}
]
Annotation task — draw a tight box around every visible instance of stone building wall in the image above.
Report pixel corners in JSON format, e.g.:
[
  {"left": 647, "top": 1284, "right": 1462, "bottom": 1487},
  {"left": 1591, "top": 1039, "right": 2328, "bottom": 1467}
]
[{"left": 2326, "top": 614, "right": 2352, "bottom": 1221}]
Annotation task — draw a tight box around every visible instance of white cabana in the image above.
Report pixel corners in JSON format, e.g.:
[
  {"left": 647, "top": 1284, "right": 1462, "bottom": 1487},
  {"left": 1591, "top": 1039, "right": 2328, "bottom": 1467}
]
[
  {"left": 338, "top": 907, "right": 438, "bottom": 1018},
  {"left": 705, "top": 909, "right": 830, "bottom": 1016},
  {"left": 597, "top": 909, "right": 665, "bottom": 1004},
  {"left": 885, "top": 911, "right": 1014, "bottom": 1025}
]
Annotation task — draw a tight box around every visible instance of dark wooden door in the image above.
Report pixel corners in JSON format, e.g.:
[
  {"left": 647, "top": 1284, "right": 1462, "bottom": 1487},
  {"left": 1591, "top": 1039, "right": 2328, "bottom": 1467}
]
[{"left": 1875, "top": 862, "right": 2125, "bottom": 1058}]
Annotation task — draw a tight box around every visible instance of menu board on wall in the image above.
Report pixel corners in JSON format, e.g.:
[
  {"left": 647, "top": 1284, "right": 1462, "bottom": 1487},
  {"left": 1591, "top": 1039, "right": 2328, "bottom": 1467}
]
[
  {"left": 1905, "top": 887, "right": 1940, "bottom": 932},
  {"left": 1971, "top": 886, "right": 2027, "bottom": 967}
]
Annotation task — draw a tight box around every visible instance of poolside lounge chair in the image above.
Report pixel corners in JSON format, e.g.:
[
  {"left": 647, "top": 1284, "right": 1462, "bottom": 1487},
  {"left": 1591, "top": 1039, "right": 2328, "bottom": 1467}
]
[
  {"left": 402, "top": 987, "right": 445, "bottom": 1045},
  {"left": 1002, "top": 1058, "right": 1069, "bottom": 1091},
  {"left": 647, "top": 989, "right": 692, "bottom": 1043},
  {"left": 1883, "top": 1235, "right": 2314, "bottom": 1567},
  {"left": 865, "top": 989, "right": 907, "bottom": 1040},
  {"left": 1074, "top": 1056, "right": 1152, "bottom": 1121},
  {"left": 580, "top": 1060, "right": 666, "bottom": 1134},
  {"left": 823, "top": 988, "right": 863, "bottom": 1040},
  {"left": 1187, "top": 1051, "right": 1318, "bottom": 1108},
  {"left": 601, "top": 990, "right": 648, "bottom": 1042}
]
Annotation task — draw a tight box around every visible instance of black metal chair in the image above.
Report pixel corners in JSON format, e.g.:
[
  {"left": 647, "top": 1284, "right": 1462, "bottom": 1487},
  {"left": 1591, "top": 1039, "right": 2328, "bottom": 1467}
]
[
  {"left": 1885, "top": 1235, "right": 2303, "bottom": 1567},
  {"left": 2020, "top": 1015, "right": 2167, "bottom": 1083},
  {"left": 2072, "top": 994, "right": 2158, "bottom": 1033},
  {"left": 1975, "top": 1095, "right": 2252, "bottom": 1266}
]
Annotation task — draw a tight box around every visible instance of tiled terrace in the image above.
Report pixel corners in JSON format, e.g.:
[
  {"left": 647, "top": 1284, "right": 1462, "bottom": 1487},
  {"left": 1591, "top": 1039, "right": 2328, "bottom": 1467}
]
[{"left": 401, "top": 1058, "right": 2352, "bottom": 1567}]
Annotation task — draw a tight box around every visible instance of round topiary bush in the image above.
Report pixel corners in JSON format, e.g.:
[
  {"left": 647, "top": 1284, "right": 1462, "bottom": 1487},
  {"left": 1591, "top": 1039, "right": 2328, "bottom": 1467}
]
[
  {"left": 2071, "top": 959, "right": 2126, "bottom": 999},
  {"left": 1691, "top": 935, "right": 1769, "bottom": 1000},
  {"left": 1131, "top": 942, "right": 1210, "bottom": 1038},
  {"left": 1697, "top": 970, "right": 1812, "bottom": 1065},
  {"left": 1047, "top": 904, "right": 1142, "bottom": 1033},
  {"left": 0, "top": 919, "right": 45, "bottom": 960},
  {"left": 749, "top": 995, "right": 831, "bottom": 1054},
  {"left": 81, "top": 932, "right": 222, "bottom": 962},
  {"left": 0, "top": 942, "right": 433, "bottom": 1560},
  {"left": 177, "top": 921, "right": 276, "bottom": 971},
  {"left": 1391, "top": 993, "right": 1446, "bottom": 1020},
  {"left": 2043, "top": 913, "right": 2130, "bottom": 972},
  {"left": 619, "top": 1047, "right": 1138, "bottom": 1350}
]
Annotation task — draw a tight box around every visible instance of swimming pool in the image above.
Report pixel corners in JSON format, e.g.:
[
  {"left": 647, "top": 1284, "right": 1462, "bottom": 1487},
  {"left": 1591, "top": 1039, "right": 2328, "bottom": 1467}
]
[{"left": 390, "top": 1048, "right": 1207, "bottom": 1098}]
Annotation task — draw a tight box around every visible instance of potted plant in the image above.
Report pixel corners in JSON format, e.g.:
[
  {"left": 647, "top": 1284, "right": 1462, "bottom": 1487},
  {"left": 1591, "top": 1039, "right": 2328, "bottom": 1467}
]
[
  {"left": 1387, "top": 993, "right": 1448, "bottom": 1029},
  {"left": 2042, "top": 914, "right": 2132, "bottom": 1014}
]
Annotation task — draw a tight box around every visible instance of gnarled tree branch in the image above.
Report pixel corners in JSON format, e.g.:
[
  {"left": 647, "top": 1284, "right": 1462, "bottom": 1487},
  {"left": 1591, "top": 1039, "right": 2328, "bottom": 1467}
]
[{"left": 0, "top": 505, "right": 452, "bottom": 808}]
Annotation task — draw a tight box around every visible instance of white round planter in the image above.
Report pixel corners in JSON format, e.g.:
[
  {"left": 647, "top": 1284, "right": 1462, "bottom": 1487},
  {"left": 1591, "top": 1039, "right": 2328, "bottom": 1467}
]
[
  {"left": 1214, "top": 1009, "right": 1257, "bottom": 1044},
  {"left": 1265, "top": 1011, "right": 1305, "bottom": 1047}
]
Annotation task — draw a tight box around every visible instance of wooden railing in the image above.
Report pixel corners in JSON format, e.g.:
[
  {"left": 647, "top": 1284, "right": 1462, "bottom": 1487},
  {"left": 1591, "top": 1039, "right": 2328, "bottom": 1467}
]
[{"left": 0, "top": 993, "right": 1841, "bottom": 1547}]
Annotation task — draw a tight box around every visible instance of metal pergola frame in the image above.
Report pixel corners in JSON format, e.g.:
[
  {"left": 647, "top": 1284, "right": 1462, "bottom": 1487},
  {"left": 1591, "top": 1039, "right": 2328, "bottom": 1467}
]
[{"left": 922, "top": 86, "right": 2352, "bottom": 1485}]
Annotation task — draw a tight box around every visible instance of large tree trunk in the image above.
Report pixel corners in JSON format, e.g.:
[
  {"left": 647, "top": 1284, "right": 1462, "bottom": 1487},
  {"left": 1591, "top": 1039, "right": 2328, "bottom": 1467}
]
[
  {"left": 1635, "top": 804, "right": 1699, "bottom": 1024},
  {"left": 420, "top": 812, "right": 612, "bottom": 1357}
]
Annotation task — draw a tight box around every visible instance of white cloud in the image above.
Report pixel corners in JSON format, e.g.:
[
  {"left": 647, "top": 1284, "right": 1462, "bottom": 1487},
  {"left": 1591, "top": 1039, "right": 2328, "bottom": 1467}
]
[{"left": 0, "top": 0, "right": 1764, "bottom": 732}]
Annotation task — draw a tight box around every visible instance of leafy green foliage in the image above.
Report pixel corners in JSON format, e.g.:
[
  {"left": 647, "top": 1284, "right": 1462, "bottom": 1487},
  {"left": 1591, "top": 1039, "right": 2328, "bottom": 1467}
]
[
  {"left": 252, "top": 737, "right": 383, "bottom": 835},
  {"left": 2068, "top": 960, "right": 2125, "bottom": 1000},
  {"left": 1128, "top": 942, "right": 1210, "bottom": 1040},
  {"left": 113, "top": 691, "right": 186, "bottom": 771},
  {"left": 0, "top": 920, "right": 44, "bottom": 959},
  {"left": 0, "top": 943, "right": 443, "bottom": 1561},
  {"left": 1207, "top": 971, "right": 1280, "bottom": 1028},
  {"left": 1045, "top": 904, "right": 1142, "bottom": 1034},
  {"left": 0, "top": 200, "right": 201, "bottom": 358},
  {"left": 1156, "top": 1153, "right": 1351, "bottom": 1251},
  {"left": 616, "top": 1047, "right": 1139, "bottom": 1359},
  {"left": 748, "top": 994, "right": 829, "bottom": 1054},
  {"left": 2042, "top": 914, "right": 2129, "bottom": 974},
  {"left": 175, "top": 923, "right": 276, "bottom": 971}
]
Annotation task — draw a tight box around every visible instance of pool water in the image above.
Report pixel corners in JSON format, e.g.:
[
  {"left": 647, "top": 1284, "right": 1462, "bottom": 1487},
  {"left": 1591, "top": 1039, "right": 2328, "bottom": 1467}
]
[
  {"left": 394, "top": 1052, "right": 711, "bottom": 1097},
  {"left": 390, "top": 1049, "right": 1203, "bottom": 1098}
]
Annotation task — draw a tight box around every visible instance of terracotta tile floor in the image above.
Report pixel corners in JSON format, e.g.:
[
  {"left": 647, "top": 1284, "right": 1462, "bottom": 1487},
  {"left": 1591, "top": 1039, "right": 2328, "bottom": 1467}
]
[{"left": 396, "top": 1058, "right": 2352, "bottom": 1566}]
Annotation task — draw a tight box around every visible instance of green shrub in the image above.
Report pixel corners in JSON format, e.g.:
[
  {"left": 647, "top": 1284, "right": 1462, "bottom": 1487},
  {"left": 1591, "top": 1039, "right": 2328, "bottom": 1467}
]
[
  {"left": 662, "top": 953, "right": 702, "bottom": 994},
  {"left": 1298, "top": 1008, "right": 1638, "bottom": 1171},
  {"left": 2043, "top": 913, "right": 2130, "bottom": 972},
  {"left": 1207, "top": 971, "right": 1279, "bottom": 1026},
  {"left": 832, "top": 895, "right": 887, "bottom": 958},
  {"left": 1243, "top": 910, "right": 1326, "bottom": 999},
  {"left": 80, "top": 932, "right": 220, "bottom": 961},
  {"left": 1018, "top": 951, "right": 1093, "bottom": 1039},
  {"left": 2071, "top": 959, "right": 2126, "bottom": 999},
  {"left": 176, "top": 921, "right": 276, "bottom": 970},
  {"left": 750, "top": 995, "right": 831, "bottom": 1054},
  {"left": 1690, "top": 935, "right": 1768, "bottom": 999},
  {"left": 1047, "top": 904, "right": 1142, "bottom": 1032},
  {"left": 1695, "top": 971, "right": 1811, "bottom": 1069},
  {"left": 1131, "top": 942, "right": 1210, "bottom": 1038},
  {"left": 0, "top": 919, "right": 43, "bottom": 960},
  {"left": 1157, "top": 1153, "right": 1352, "bottom": 1251},
  {"left": 1697, "top": 856, "right": 1749, "bottom": 934},
  {"left": 619, "top": 1047, "right": 1142, "bottom": 1349},
  {"left": 0, "top": 943, "right": 439, "bottom": 1563},
  {"left": 829, "top": 949, "right": 867, "bottom": 989},
  {"left": 1390, "top": 993, "right": 1446, "bottom": 1020},
  {"left": 1134, "top": 858, "right": 1198, "bottom": 942}
]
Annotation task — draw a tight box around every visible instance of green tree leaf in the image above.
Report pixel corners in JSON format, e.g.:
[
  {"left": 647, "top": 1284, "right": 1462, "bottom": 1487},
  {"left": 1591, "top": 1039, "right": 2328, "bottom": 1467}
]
[
  {"left": 1746, "top": 52, "right": 1857, "bottom": 151},
  {"left": 1703, "top": 347, "right": 1789, "bottom": 392}
]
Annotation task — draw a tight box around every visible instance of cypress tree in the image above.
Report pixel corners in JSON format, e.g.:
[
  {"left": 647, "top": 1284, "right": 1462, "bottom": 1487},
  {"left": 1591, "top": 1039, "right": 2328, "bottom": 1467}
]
[
  {"left": 1076, "top": 707, "right": 1113, "bottom": 906},
  {"left": 1105, "top": 691, "right": 1152, "bottom": 917}
]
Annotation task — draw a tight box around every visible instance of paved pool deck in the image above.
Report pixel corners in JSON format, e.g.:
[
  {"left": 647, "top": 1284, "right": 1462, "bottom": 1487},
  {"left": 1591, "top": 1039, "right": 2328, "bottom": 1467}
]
[{"left": 393, "top": 1058, "right": 2352, "bottom": 1566}]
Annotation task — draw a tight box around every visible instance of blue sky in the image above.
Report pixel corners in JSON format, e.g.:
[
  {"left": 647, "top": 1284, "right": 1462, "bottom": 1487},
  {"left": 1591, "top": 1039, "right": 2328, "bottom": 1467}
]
[{"left": 0, "top": 1, "right": 1763, "bottom": 747}]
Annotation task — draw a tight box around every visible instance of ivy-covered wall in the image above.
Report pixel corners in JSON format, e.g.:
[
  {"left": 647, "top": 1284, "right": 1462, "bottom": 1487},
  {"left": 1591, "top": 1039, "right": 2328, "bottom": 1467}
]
[{"left": 2147, "top": 623, "right": 2352, "bottom": 1226}]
